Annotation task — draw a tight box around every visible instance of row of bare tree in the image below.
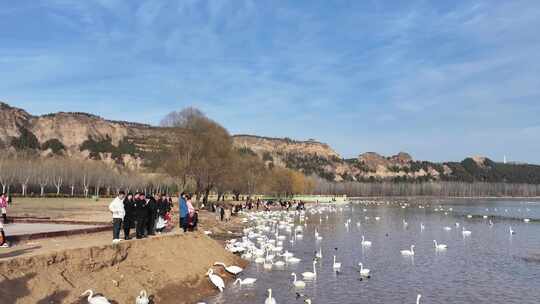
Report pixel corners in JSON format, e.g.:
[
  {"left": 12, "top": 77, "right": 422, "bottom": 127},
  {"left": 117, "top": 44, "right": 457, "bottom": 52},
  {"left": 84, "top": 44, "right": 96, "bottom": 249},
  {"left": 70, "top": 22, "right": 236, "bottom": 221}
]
[
  {"left": 0, "top": 156, "right": 176, "bottom": 197},
  {"left": 314, "top": 180, "right": 540, "bottom": 197}
]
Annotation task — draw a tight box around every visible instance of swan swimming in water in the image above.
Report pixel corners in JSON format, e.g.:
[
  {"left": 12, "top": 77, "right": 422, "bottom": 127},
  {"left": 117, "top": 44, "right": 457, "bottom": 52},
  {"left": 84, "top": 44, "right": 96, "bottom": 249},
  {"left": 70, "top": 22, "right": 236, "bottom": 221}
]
[
  {"left": 401, "top": 245, "right": 415, "bottom": 256},
  {"left": 291, "top": 273, "right": 306, "bottom": 288},
  {"left": 234, "top": 277, "right": 257, "bottom": 285},
  {"left": 361, "top": 235, "right": 372, "bottom": 247},
  {"left": 358, "top": 262, "right": 371, "bottom": 277},
  {"left": 302, "top": 260, "right": 317, "bottom": 279},
  {"left": 433, "top": 240, "right": 448, "bottom": 250},
  {"left": 462, "top": 227, "right": 472, "bottom": 236},
  {"left": 315, "top": 247, "right": 323, "bottom": 259},
  {"left": 265, "top": 289, "right": 277, "bottom": 304},
  {"left": 333, "top": 255, "right": 342, "bottom": 271},
  {"left": 417, "top": 294, "right": 422, "bottom": 304},
  {"left": 81, "top": 290, "right": 111, "bottom": 304}
]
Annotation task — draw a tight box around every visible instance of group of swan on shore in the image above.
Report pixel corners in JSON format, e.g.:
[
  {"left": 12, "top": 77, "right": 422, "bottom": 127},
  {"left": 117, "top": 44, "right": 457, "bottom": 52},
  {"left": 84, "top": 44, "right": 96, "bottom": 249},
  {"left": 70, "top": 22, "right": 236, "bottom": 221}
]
[{"left": 81, "top": 289, "right": 149, "bottom": 304}]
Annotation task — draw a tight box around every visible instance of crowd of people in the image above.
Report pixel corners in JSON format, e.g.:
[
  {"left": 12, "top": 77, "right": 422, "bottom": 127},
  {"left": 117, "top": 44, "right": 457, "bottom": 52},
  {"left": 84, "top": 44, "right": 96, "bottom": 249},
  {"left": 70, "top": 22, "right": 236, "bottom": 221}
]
[
  {"left": 209, "top": 198, "right": 308, "bottom": 224},
  {"left": 108, "top": 191, "right": 199, "bottom": 242}
]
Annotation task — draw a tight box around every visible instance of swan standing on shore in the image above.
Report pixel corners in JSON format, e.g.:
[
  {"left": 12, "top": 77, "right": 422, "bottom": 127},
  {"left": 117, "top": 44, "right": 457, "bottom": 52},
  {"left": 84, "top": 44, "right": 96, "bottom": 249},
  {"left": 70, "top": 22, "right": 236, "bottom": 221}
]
[
  {"left": 81, "top": 290, "right": 111, "bottom": 304},
  {"left": 135, "top": 290, "right": 149, "bottom": 304},
  {"left": 291, "top": 273, "right": 306, "bottom": 288},
  {"left": 206, "top": 269, "right": 225, "bottom": 292},
  {"left": 214, "top": 262, "right": 243, "bottom": 275},
  {"left": 265, "top": 289, "right": 277, "bottom": 304},
  {"left": 401, "top": 245, "right": 415, "bottom": 256}
]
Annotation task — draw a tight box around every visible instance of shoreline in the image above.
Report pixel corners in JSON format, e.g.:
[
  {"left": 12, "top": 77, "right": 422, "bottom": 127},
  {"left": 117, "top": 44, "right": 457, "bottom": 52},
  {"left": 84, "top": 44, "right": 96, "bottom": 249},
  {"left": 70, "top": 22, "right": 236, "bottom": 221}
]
[{"left": 0, "top": 210, "right": 249, "bottom": 304}]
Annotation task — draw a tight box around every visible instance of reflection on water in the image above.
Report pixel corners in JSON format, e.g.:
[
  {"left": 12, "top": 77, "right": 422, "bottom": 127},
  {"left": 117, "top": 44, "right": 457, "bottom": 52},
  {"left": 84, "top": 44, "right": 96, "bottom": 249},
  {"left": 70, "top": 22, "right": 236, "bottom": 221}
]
[{"left": 203, "top": 200, "right": 540, "bottom": 304}]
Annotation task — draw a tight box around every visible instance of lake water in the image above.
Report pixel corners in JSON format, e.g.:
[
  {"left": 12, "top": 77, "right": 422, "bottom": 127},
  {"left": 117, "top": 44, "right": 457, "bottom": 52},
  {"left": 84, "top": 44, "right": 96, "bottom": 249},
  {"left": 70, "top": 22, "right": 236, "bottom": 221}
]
[{"left": 203, "top": 199, "right": 540, "bottom": 304}]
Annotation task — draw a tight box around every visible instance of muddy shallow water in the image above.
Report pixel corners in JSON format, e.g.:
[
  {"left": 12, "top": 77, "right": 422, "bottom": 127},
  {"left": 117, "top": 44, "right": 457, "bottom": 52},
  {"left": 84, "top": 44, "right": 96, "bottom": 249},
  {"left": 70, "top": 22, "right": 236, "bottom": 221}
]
[{"left": 203, "top": 199, "right": 540, "bottom": 304}]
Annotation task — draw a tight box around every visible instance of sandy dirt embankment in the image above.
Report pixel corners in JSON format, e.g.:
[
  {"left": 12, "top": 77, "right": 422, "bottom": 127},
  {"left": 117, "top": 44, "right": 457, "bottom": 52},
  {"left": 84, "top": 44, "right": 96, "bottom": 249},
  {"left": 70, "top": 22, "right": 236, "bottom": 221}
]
[{"left": 0, "top": 232, "right": 246, "bottom": 304}]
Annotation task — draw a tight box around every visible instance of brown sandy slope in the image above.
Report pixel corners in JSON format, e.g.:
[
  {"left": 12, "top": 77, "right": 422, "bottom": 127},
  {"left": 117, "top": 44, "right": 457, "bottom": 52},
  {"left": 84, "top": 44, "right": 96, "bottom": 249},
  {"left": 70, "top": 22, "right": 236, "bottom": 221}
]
[{"left": 0, "top": 232, "right": 246, "bottom": 304}]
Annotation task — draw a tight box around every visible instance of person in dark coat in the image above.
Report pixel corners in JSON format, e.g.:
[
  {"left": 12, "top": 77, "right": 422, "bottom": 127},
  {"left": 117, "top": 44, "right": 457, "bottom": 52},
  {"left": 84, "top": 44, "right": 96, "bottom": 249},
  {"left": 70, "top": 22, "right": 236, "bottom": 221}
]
[
  {"left": 134, "top": 193, "right": 148, "bottom": 239},
  {"left": 146, "top": 195, "right": 158, "bottom": 236},
  {"left": 220, "top": 206, "right": 225, "bottom": 222},
  {"left": 123, "top": 193, "right": 135, "bottom": 240}
]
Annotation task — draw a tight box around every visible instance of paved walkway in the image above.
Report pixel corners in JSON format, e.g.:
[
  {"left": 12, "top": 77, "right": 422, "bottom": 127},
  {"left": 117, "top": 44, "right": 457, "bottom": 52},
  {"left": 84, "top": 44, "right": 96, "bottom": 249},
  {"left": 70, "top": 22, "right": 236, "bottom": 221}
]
[{"left": 3, "top": 223, "right": 102, "bottom": 236}]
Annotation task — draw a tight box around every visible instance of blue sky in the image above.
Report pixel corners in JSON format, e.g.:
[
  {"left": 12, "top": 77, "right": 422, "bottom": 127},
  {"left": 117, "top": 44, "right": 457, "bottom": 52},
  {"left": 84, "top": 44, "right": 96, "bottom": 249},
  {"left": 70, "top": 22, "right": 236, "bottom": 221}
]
[{"left": 1, "top": 1, "right": 539, "bottom": 163}]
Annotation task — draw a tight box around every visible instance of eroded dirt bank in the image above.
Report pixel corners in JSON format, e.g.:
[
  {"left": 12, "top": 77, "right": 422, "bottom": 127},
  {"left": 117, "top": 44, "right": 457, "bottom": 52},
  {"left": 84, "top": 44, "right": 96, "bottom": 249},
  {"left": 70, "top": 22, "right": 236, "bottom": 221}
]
[{"left": 0, "top": 232, "right": 246, "bottom": 304}]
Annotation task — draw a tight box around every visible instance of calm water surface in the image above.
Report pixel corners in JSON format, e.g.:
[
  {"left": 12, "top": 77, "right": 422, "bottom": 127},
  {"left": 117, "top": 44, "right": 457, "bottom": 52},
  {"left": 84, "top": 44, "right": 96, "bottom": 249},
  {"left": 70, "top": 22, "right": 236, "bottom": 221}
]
[{"left": 204, "top": 199, "right": 540, "bottom": 304}]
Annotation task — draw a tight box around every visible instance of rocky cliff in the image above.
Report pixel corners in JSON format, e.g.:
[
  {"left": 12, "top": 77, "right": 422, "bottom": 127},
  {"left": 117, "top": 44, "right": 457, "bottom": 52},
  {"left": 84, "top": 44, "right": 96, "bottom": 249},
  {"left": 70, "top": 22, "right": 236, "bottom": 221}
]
[{"left": 2, "top": 101, "right": 539, "bottom": 183}]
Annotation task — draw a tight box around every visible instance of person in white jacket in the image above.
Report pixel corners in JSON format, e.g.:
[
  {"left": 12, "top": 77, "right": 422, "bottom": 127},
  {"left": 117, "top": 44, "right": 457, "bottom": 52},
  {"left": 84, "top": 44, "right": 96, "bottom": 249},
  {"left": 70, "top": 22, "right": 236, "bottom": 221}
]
[{"left": 109, "top": 191, "right": 126, "bottom": 243}]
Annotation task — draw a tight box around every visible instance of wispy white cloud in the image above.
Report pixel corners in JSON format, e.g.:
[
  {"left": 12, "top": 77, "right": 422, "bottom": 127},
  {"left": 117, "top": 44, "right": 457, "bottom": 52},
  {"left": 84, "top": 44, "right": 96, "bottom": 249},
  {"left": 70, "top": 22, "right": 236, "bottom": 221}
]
[{"left": 1, "top": 0, "right": 540, "bottom": 162}]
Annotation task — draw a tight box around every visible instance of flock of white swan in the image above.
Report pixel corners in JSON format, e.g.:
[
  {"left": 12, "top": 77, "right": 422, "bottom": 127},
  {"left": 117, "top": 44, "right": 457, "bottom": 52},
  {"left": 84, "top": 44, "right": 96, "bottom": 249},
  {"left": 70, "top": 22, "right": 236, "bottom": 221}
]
[
  {"left": 82, "top": 200, "right": 534, "bottom": 303},
  {"left": 199, "top": 200, "right": 536, "bottom": 304}
]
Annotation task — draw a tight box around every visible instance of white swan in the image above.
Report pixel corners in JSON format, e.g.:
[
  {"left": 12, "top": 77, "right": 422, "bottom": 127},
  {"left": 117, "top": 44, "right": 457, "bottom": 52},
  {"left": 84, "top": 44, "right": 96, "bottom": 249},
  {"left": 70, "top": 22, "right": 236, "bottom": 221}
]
[
  {"left": 263, "top": 260, "right": 273, "bottom": 270},
  {"left": 420, "top": 223, "right": 425, "bottom": 231},
  {"left": 81, "top": 290, "right": 111, "bottom": 304},
  {"left": 291, "top": 273, "right": 306, "bottom": 288},
  {"left": 214, "top": 262, "right": 243, "bottom": 275},
  {"left": 302, "top": 260, "right": 317, "bottom": 279},
  {"left": 136, "top": 290, "right": 149, "bottom": 304},
  {"left": 287, "top": 256, "right": 301, "bottom": 263},
  {"left": 443, "top": 226, "right": 452, "bottom": 231},
  {"left": 417, "top": 294, "right": 422, "bottom": 304},
  {"left": 361, "top": 235, "right": 372, "bottom": 247},
  {"left": 265, "top": 289, "right": 277, "bottom": 304},
  {"left": 315, "top": 247, "right": 323, "bottom": 259},
  {"left": 274, "top": 260, "right": 286, "bottom": 267},
  {"left": 509, "top": 226, "right": 515, "bottom": 235},
  {"left": 462, "top": 227, "right": 472, "bottom": 236},
  {"left": 433, "top": 240, "right": 447, "bottom": 250},
  {"left": 401, "top": 245, "right": 415, "bottom": 256},
  {"left": 315, "top": 229, "right": 323, "bottom": 241},
  {"left": 234, "top": 277, "right": 257, "bottom": 285},
  {"left": 358, "top": 262, "right": 370, "bottom": 277},
  {"left": 333, "top": 255, "right": 342, "bottom": 271},
  {"left": 206, "top": 269, "right": 225, "bottom": 292}
]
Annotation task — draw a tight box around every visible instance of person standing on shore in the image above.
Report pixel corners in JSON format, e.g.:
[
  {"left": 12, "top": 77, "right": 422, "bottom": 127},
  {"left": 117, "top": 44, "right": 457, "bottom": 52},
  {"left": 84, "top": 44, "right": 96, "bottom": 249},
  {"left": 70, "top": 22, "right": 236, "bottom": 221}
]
[
  {"left": 179, "top": 192, "right": 188, "bottom": 232},
  {"left": 1, "top": 193, "right": 9, "bottom": 224},
  {"left": 123, "top": 193, "right": 135, "bottom": 240},
  {"left": 156, "top": 194, "right": 168, "bottom": 233},
  {"left": 0, "top": 218, "right": 8, "bottom": 248},
  {"left": 186, "top": 194, "right": 195, "bottom": 231},
  {"left": 135, "top": 193, "right": 148, "bottom": 239},
  {"left": 108, "top": 191, "right": 126, "bottom": 243},
  {"left": 146, "top": 195, "right": 158, "bottom": 236}
]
